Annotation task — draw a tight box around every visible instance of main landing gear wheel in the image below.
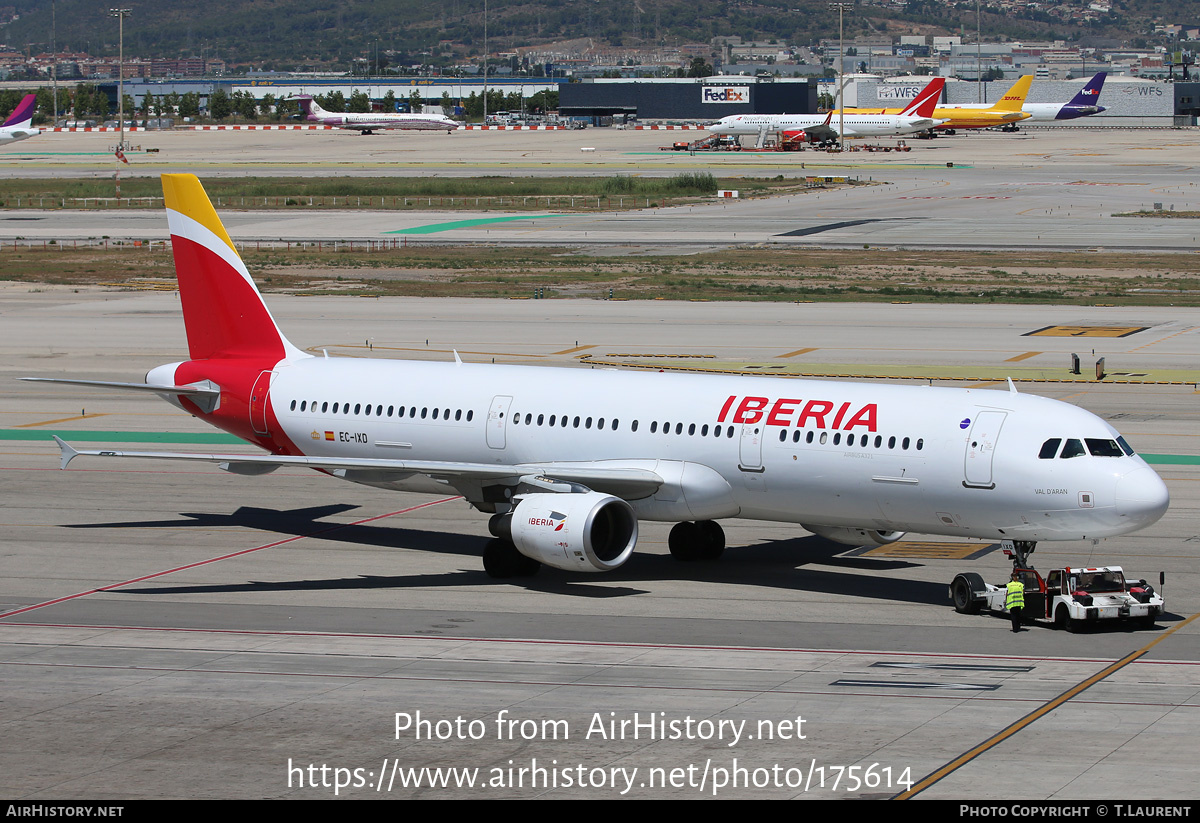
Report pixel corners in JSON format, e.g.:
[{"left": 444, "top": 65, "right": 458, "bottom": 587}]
[
  {"left": 482, "top": 538, "right": 541, "bottom": 579},
  {"left": 668, "top": 520, "right": 725, "bottom": 561}
]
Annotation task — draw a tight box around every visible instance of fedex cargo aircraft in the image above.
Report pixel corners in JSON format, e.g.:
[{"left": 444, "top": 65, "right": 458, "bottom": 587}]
[{"left": 29, "top": 175, "right": 1170, "bottom": 578}]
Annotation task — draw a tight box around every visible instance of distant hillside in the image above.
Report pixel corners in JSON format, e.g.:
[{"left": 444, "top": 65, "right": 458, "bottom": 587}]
[{"left": 0, "top": 0, "right": 1172, "bottom": 69}]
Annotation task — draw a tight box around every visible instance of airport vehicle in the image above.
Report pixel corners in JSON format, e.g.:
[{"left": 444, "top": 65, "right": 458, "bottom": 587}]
[
  {"left": 661, "top": 135, "right": 742, "bottom": 151},
  {"left": 294, "top": 95, "right": 458, "bottom": 134},
  {"left": 951, "top": 561, "right": 1163, "bottom": 631},
  {"left": 851, "top": 76, "right": 1033, "bottom": 133},
  {"left": 30, "top": 175, "right": 1170, "bottom": 579},
  {"left": 0, "top": 94, "right": 39, "bottom": 146},
  {"left": 708, "top": 78, "right": 945, "bottom": 144},
  {"left": 940, "top": 73, "right": 1107, "bottom": 124}
]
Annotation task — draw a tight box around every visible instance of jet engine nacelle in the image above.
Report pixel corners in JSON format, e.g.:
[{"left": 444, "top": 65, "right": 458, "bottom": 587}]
[
  {"left": 507, "top": 492, "right": 638, "bottom": 573},
  {"left": 803, "top": 525, "right": 906, "bottom": 546}
]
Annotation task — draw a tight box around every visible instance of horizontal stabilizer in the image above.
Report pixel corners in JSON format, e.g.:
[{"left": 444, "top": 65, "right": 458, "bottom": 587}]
[{"left": 21, "top": 377, "right": 221, "bottom": 413}]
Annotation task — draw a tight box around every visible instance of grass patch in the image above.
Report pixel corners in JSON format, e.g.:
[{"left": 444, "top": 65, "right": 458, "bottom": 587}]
[
  {"left": 0, "top": 172, "right": 764, "bottom": 212},
  {"left": 7, "top": 244, "right": 1200, "bottom": 306}
]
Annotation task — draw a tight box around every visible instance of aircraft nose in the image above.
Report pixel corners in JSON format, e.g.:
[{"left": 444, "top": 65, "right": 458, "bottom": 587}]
[{"left": 1115, "top": 467, "right": 1170, "bottom": 527}]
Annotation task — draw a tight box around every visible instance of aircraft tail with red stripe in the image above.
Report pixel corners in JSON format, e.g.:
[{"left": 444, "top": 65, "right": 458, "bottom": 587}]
[
  {"left": 899, "top": 78, "right": 945, "bottom": 119},
  {"left": 162, "top": 174, "right": 307, "bottom": 363}
]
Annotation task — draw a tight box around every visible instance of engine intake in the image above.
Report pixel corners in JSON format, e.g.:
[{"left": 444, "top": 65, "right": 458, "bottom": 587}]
[{"left": 505, "top": 492, "right": 638, "bottom": 572}]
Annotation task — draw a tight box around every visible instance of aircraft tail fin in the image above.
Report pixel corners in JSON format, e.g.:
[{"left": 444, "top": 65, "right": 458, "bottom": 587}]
[
  {"left": 1068, "top": 72, "right": 1107, "bottom": 106},
  {"left": 294, "top": 94, "right": 323, "bottom": 118},
  {"left": 992, "top": 75, "right": 1033, "bottom": 111},
  {"left": 161, "top": 174, "right": 305, "bottom": 363},
  {"left": 900, "top": 78, "right": 945, "bottom": 118},
  {"left": 3, "top": 93, "right": 36, "bottom": 128}
]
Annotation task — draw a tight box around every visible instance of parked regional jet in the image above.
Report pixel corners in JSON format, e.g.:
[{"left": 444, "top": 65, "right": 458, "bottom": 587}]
[
  {"left": 27, "top": 175, "right": 1169, "bottom": 578},
  {"left": 0, "top": 94, "right": 39, "bottom": 146},
  {"left": 295, "top": 95, "right": 458, "bottom": 134},
  {"left": 708, "top": 78, "right": 946, "bottom": 144},
  {"left": 941, "top": 73, "right": 1108, "bottom": 123}
]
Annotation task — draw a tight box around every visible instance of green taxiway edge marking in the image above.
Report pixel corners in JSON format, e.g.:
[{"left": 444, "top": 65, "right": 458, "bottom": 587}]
[
  {"left": 1141, "top": 453, "right": 1200, "bottom": 465},
  {"left": 384, "top": 215, "right": 556, "bottom": 235},
  {"left": 1, "top": 429, "right": 242, "bottom": 444}
]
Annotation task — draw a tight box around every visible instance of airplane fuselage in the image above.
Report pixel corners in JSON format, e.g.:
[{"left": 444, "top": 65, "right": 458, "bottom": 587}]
[
  {"left": 709, "top": 113, "right": 938, "bottom": 139},
  {"left": 305, "top": 111, "right": 458, "bottom": 132},
  {"left": 154, "top": 355, "right": 1169, "bottom": 544}
]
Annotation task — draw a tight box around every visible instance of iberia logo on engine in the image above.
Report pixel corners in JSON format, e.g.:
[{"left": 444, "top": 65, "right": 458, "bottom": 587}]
[
  {"left": 529, "top": 511, "right": 568, "bottom": 531},
  {"left": 702, "top": 87, "right": 749, "bottom": 104}
]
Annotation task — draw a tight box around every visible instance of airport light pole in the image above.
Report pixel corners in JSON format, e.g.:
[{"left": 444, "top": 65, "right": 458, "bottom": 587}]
[
  {"left": 109, "top": 8, "right": 131, "bottom": 152},
  {"left": 829, "top": 2, "right": 852, "bottom": 151}
]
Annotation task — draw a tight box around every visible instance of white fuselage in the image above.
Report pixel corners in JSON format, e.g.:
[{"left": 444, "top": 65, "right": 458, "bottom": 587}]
[
  {"left": 263, "top": 356, "right": 1168, "bottom": 542},
  {"left": 0, "top": 126, "right": 39, "bottom": 146},
  {"left": 306, "top": 110, "right": 458, "bottom": 132},
  {"left": 709, "top": 113, "right": 941, "bottom": 139}
]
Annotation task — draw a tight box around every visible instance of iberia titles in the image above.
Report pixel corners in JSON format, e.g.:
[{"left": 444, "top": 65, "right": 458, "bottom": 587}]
[{"left": 718, "top": 396, "right": 878, "bottom": 432}]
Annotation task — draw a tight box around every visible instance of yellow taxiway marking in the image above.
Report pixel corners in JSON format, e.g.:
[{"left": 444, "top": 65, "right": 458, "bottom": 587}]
[
  {"left": 895, "top": 611, "right": 1200, "bottom": 799},
  {"left": 1024, "top": 325, "right": 1147, "bottom": 338},
  {"left": 1131, "top": 327, "right": 1193, "bottom": 352},
  {"left": 1005, "top": 351, "right": 1042, "bottom": 362},
  {"left": 966, "top": 380, "right": 1004, "bottom": 389},
  {"left": 854, "top": 542, "right": 996, "bottom": 560},
  {"left": 14, "top": 413, "right": 110, "bottom": 428},
  {"left": 553, "top": 345, "right": 596, "bottom": 355},
  {"left": 778, "top": 347, "right": 819, "bottom": 359}
]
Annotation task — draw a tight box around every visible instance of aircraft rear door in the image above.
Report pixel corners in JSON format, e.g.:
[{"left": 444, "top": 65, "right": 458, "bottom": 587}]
[
  {"left": 249, "top": 370, "right": 277, "bottom": 436},
  {"left": 963, "top": 410, "right": 1007, "bottom": 489}
]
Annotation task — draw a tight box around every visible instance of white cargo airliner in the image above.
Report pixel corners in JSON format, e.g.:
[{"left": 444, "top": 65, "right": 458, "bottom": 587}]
[
  {"left": 708, "top": 78, "right": 946, "bottom": 143},
  {"left": 27, "top": 175, "right": 1169, "bottom": 578}
]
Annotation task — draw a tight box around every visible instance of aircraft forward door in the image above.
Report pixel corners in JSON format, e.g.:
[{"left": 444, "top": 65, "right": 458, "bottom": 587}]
[
  {"left": 249, "top": 370, "right": 277, "bottom": 436},
  {"left": 486, "top": 395, "right": 513, "bottom": 449},
  {"left": 739, "top": 424, "right": 764, "bottom": 472},
  {"left": 963, "top": 410, "right": 1007, "bottom": 489}
]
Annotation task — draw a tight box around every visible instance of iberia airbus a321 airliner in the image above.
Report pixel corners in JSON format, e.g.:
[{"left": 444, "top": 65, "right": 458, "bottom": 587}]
[{"left": 27, "top": 175, "right": 1170, "bottom": 578}]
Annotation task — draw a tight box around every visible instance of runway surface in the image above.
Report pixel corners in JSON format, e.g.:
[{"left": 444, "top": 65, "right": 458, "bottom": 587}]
[{"left": 2, "top": 289, "right": 1198, "bottom": 799}]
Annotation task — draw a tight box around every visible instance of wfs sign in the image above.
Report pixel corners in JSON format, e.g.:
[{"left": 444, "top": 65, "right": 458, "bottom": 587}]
[{"left": 702, "top": 87, "right": 749, "bottom": 104}]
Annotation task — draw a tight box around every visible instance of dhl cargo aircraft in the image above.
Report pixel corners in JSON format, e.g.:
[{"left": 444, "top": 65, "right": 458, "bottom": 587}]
[
  {"left": 851, "top": 75, "right": 1034, "bottom": 133},
  {"left": 26, "top": 175, "right": 1170, "bottom": 578}
]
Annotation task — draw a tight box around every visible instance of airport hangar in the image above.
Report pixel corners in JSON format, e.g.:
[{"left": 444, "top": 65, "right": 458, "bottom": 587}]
[{"left": 83, "top": 74, "right": 1185, "bottom": 125}]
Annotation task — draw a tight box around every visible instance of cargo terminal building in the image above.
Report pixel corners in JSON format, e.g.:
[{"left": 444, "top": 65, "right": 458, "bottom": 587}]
[{"left": 558, "top": 77, "right": 819, "bottom": 123}]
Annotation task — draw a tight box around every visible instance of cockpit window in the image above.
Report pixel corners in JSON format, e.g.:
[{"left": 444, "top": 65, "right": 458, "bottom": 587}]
[
  {"left": 1086, "top": 438, "right": 1124, "bottom": 457},
  {"left": 1116, "top": 436, "right": 1136, "bottom": 457},
  {"left": 1038, "top": 438, "right": 1062, "bottom": 459},
  {"left": 1060, "top": 439, "right": 1085, "bottom": 459}
]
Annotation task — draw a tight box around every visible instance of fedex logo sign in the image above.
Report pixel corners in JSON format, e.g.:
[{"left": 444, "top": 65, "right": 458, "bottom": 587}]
[{"left": 703, "top": 87, "right": 749, "bottom": 104}]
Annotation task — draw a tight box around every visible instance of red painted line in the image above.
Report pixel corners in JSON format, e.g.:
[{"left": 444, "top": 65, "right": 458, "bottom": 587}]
[
  {"left": 0, "top": 496, "right": 459, "bottom": 619},
  {"left": 1, "top": 615, "right": 1191, "bottom": 668}
]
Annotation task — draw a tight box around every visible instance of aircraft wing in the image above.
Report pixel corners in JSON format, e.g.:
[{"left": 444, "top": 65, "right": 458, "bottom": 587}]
[{"left": 50, "top": 437, "right": 665, "bottom": 499}]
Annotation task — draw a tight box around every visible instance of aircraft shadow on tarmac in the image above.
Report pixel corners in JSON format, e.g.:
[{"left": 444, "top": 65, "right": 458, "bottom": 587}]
[{"left": 70, "top": 503, "right": 951, "bottom": 607}]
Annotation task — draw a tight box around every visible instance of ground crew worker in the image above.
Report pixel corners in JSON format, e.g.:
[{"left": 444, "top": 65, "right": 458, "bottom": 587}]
[{"left": 1006, "top": 571, "right": 1025, "bottom": 633}]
